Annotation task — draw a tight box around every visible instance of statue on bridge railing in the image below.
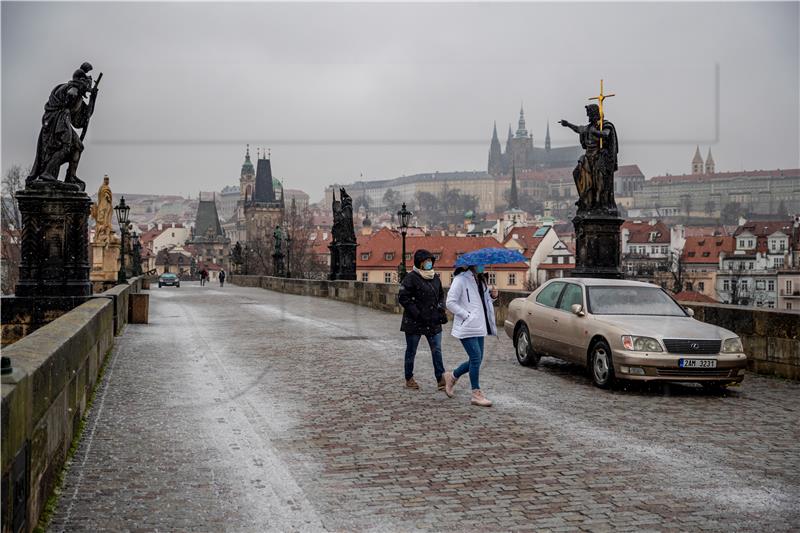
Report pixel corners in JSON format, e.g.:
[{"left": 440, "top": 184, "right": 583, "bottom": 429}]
[{"left": 329, "top": 187, "right": 357, "bottom": 280}]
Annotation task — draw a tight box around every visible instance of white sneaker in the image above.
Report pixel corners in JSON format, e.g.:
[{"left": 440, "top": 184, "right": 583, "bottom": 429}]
[
  {"left": 444, "top": 371, "right": 458, "bottom": 398},
  {"left": 471, "top": 389, "right": 492, "bottom": 407}
]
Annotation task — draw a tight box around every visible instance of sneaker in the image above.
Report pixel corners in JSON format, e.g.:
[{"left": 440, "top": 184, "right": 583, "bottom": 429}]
[
  {"left": 443, "top": 372, "right": 457, "bottom": 398},
  {"left": 471, "top": 389, "right": 492, "bottom": 407},
  {"left": 437, "top": 377, "right": 446, "bottom": 391},
  {"left": 405, "top": 377, "right": 420, "bottom": 390}
]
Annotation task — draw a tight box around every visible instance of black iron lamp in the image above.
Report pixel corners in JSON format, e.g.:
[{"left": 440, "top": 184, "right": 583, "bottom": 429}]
[
  {"left": 114, "top": 196, "right": 130, "bottom": 284},
  {"left": 397, "top": 202, "right": 412, "bottom": 282}
]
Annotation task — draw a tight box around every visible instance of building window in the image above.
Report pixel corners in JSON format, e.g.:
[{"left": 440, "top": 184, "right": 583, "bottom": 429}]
[
  {"left": 775, "top": 257, "right": 784, "bottom": 268},
  {"left": 488, "top": 272, "right": 497, "bottom": 285},
  {"left": 661, "top": 246, "right": 668, "bottom": 254},
  {"left": 361, "top": 272, "right": 369, "bottom": 282},
  {"left": 768, "top": 280, "right": 775, "bottom": 291},
  {"left": 698, "top": 281, "right": 705, "bottom": 291},
  {"left": 767, "top": 301, "right": 775, "bottom": 308},
  {"left": 385, "top": 252, "right": 394, "bottom": 261},
  {"left": 361, "top": 253, "right": 370, "bottom": 261},
  {"left": 508, "top": 273, "right": 517, "bottom": 286},
  {"left": 723, "top": 280, "right": 730, "bottom": 291},
  {"left": 405, "top": 253, "right": 412, "bottom": 261},
  {"left": 787, "top": 302, "right": 793, "bottom": 310},
  {"left": 384, "top": 272, "right": 392, "bottom": 283},
  {"left": 787, "top": 280, "right": 793, "bottom": 292},
  {"left": 740, "top": 280, "right": 749, "bottom": 290}
]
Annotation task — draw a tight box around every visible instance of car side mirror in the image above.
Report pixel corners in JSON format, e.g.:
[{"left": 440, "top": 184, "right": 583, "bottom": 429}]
[
  {"left": 684, "top": 307, "right": 695, "bottom": 317},
  {"left": 571, "top": 303, "right": 585, "bottom": 317}
]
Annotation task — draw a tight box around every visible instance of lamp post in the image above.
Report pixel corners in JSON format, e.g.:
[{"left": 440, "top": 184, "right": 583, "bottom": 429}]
[
  {"left": 114, "top": 196, "right": 130, "bottom": 284},
  {"left": 397, "top": 202, "right": 412, "bottom": 282}
]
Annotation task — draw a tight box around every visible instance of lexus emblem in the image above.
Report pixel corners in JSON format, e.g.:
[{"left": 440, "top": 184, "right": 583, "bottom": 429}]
[{"left": 690, "top": 342, "right": 700, "bottom": 350}]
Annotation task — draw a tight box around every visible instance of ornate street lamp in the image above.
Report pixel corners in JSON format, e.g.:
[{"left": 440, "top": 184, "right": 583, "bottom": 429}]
[
  {"left": 114, "top": 196, "right": 130, "bottom": 284},
  {"left": 130, "top": 230, "right": 143, "bottom": 276},
  {"left": 397, "top": 202, "right": 412, "bottom": 282}
]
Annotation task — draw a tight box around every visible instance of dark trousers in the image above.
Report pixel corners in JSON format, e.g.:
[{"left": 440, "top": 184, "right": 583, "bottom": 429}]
[{"left": 404, "top": 332, "right": 445, "bottom": 382}]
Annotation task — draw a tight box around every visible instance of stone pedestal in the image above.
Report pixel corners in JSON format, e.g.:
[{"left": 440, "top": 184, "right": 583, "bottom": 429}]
[
  {"left": 329, "top": 242, "right": 356, "bottom": 281},
  {"left": 90, "top": 241, "right": 120, "bottom": 282},
  {"left": 570, "top": 215, "right": 624, "bottom": 279},
  {"left": 15, "top": 188, "right": 92, "bottom": 297},
  {"left": 272, "top": 252, "right": 285, "bottom": 278}
]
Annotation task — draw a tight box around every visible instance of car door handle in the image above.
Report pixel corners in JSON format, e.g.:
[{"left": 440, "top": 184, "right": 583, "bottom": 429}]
[{"left": 553, "top": 318, "right": 559, "bottom": 323}]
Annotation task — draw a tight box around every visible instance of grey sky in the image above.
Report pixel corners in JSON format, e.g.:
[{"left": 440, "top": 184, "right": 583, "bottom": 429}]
[{"left": 2, "top": 1, "right": 798, "bottom": 203}]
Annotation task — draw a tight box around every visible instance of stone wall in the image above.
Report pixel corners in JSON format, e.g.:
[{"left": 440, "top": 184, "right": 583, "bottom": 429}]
[
  {"left": 683, "top": 302, "right": 800, "bottom": 380},
  {"left": 1, "top": 278, "right": 142, "bottom": 533},
  {"left": 232, "top": 275, "right": 799, "bottom": 380}
]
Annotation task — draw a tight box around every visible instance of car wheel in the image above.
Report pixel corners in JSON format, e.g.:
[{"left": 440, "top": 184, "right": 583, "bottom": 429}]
[
  {"left": 590, "top": 340, "right": 616, "bottom": 389},
  {"left": 701, "top": 382, "right": 728, "bottom": 392},
  {"left": 158, "top": 283, "right": 162, "bottom": 288},
  {"left": 514, "top": 323, "right": 540, "bottom": 367},
  {"left": 176, "top": 283, "right": 180, "bottom": 288}
]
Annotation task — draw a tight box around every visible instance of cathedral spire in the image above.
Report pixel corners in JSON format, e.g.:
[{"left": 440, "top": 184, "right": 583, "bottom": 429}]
[
  {"left": 491, "top": 121, "right": 499, "bottom": 142},
  {"left": 515, "top": 104, "right": 528, "bottom": 138},
  {"left": 509, "top": 164, "right": 519, "bottom": 210},
  {"left": 545, "top": 120, "right": 551, "bottom": 151},
  {"left": 692, "top": 146, "right": 704, "bottom": 174},
  {"left": 705, "top": 148, "right": 715, "bottom": 174}
]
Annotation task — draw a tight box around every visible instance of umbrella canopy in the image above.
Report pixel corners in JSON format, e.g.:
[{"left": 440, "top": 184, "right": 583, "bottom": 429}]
[{"left": 454, "top": 248, "right": 527, "bottom": 267}]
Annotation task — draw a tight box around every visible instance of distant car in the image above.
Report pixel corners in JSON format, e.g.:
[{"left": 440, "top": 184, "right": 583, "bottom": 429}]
[
  {"left": 504, "top": 278, "right": 747, "bottom": 389},
  {"left": 158, "top": 273, "right": 180, "bottom": 288}
]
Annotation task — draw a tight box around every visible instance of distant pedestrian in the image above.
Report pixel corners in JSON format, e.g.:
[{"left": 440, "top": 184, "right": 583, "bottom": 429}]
[
  {"left": 398, "top": 249, "right": 448, "bottom": 390},
  {"left": 219, "top": 270, "right": 226, "bottom": 287},
  {"left": 200, "top": 268, "right": 209, "bottom": 286},
  {"left": 443, "top": 264, "right": 498, "bottom": 407}
]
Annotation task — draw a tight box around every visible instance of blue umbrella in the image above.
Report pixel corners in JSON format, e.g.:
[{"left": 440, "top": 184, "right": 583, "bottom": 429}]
[{"left": 454, "top": 248, "right": 527, "bottom": 267}]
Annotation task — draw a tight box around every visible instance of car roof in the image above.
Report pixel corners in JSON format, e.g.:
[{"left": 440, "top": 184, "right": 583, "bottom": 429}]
[{"left": 551, "top": 278, "right": 659, "bottom": 288}]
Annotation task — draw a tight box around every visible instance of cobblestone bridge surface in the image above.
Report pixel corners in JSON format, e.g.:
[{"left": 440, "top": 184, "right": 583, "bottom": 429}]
[{"left": 49, "top": 283, "right": 800, "bottom": 532}]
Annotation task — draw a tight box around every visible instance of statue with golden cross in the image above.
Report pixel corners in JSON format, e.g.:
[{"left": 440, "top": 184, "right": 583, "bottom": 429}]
[{"left": 559, "top": 80, "right": 619, "bottom": 215}]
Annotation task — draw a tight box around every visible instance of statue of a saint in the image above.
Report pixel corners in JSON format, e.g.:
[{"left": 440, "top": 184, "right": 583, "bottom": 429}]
[
  {"left": 27, "top": 62, "right": 101, "bottom": 191},
  {"left": 90, "top": 174, "right": 116, "bottom": 245},
  {"left": 559, "top": 103, "right": 618, "bottom": 215},
  {"left": 339, "top": 188, "right": 357, "bottom": 243}
]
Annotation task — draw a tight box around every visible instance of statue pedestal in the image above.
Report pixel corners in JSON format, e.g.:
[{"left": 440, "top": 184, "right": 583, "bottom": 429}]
[
  {"left": 90, "top": 241, "right": 120, "bottom": 282},
  {"left": 15, "top": 187, "right": 92, "bottom": 297},
  {"left": 329, "top": 242, "right": 356, "bottom": 281},
  {"left": 570, "top": 214, "right": 624, "bottom": 279},
  {"left": 272, "top": 252, "right": 285, "bottom": 278}
]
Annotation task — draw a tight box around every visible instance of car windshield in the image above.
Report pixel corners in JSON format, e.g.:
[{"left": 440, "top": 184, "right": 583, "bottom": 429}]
[
  {"left": 161, "top": 274, "right": 176, "bottom": 278},
  {"left": 587, "top": 286, "right": 687, "bottom": 316}
]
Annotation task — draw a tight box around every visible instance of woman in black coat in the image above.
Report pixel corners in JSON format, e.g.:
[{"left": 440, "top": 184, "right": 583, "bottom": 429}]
[{"left": 398, "top": 249, "right": 447, "bottom": 390}]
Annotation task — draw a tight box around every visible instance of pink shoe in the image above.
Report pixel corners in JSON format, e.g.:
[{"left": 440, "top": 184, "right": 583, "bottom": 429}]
[
  {"left": 444, "top": 371, "right": 458, "bottom": 398},
  {"left": 471, "top": 389, "right": 492, "bottom": 407}
]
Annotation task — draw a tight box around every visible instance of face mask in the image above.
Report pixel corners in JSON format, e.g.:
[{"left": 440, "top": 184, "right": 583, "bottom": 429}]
[
  {"left": 475, "top": 265, "right": 485, "bottom": 274},
  {"left": 422, "top": 260, "right": 433, "bottom": 271}
]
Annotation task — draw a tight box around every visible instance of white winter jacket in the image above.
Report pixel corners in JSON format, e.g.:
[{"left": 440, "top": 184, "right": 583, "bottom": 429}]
[{"left": 446, "top": 271, "right": 497, "bottom": 339}]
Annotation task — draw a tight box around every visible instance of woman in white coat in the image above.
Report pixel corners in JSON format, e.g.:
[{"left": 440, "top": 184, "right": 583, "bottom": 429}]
[{"left": 443, "top": 265, "right": 498, "bottom": 407}]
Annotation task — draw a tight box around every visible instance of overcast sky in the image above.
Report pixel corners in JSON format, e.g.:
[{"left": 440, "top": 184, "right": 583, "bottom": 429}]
[{"left": 2, "top": 1, "right": 798, "bottom": 202}]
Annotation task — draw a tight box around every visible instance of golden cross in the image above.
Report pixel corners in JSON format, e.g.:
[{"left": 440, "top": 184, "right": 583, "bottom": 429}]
[{"left": 589, "top": 79, "right": 615, "bottom": 148}]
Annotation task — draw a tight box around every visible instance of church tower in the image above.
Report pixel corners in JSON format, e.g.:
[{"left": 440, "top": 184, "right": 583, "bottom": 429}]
[
  {"left": 691, "top": 146, "right": 704, "bottom": 174},
  {"left": 510, "top": 104, "right": 535, "bottom": 171},
  {"left": 705, "top": 148, "right": 715, "bottom": 174},
  {"left": 545, "top": 121, "right": 551, "bottom": 151},
  {"left": 488, "top": 121, "right": 503, "bottom": 175},
  {"left": 240, "top": 144, "right": 255, "bottom": 202}
]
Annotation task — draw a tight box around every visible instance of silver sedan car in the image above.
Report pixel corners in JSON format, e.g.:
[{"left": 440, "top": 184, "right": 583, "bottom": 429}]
[{"left": 504, "top": 278, "right": 748, "bottom": 388}]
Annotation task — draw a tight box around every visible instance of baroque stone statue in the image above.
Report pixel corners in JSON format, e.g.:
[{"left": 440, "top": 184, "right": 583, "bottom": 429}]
[
  {"left": 559, "top": 103, "right": 618, "bottom": 216},
  {"left": 273, "top": 225, "right": 283, "bottom": 254},
  {"left": 27, "top": 62, "right": 101, "bottom": 192},
  {"left": 329, "top": 187, "right": 357, "bottom": 280},
  {"left": 90, "top": 174, "right": 117, "bottom": 246}
]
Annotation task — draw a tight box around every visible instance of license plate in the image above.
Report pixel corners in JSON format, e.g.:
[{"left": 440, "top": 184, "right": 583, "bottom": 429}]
[{"left": 679, "top": 358, "right": 717, "bottom": 368}]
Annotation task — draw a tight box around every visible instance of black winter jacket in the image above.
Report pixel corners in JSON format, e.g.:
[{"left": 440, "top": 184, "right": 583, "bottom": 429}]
[{"left": 398, "top": 270, "right": 447, "bottom": 335}]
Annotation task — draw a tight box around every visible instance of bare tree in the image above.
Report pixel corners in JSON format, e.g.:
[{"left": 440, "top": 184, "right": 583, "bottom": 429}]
[
  {"left": 1, "top": 165, "right": 24, "bottom": 294},
  {"left": 658, "top": 251, "right": 686, "bottom": 293},
  {"left": 285, "top": 204, "right": 326, "bottom": 278}
]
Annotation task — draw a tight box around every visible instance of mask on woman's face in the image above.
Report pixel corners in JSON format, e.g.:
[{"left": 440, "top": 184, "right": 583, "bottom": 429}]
[
  {"left": 422, "top": 260, "right": 433, "bottom": 271},
  {"left": 475, "top": 265, "right": 485, "bottom": 274}
]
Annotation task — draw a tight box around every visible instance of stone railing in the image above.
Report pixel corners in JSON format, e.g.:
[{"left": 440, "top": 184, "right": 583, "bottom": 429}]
[
  {"left": 1, "top": 278, "right": 142, "bottom": 533},
  {"left": 232, "top": 275, "right": 799, "bottom": 380}
]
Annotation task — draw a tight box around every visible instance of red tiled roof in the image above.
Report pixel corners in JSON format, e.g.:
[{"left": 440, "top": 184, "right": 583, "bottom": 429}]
[
  {"left": 649, "top": 168, "right": 800, "bottom": 184},
  {"left": 357, "top": 227, "right": 527, "bottom": 270},
  {"left": 734, "top": 219, "right": 797, "bottom": 254},
  {"left": 681, "top": 236, "right": 735, "bottom": 264},
  {"left": 674, "top": 291, "right": 718, "bottom": 303},
  {"left": 684, "top": 226, "right": 730, "bottom": 238},
  {"left": 623, "top": 220, "right": 671, "bottom": 244},
  {"left": 502, "top": 226, "right": 551, "bottom": 259}
]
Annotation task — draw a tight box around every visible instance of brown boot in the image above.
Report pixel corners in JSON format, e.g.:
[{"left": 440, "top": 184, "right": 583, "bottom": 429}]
[
  {"left": 444, "top": 371, "right": 457, "bottom": 398},
  {"left": 437, "top": 377, "right": 446, "bottom": 391},
  {"left": 405, "top": 377, "right": 420, "bottom": 390}
]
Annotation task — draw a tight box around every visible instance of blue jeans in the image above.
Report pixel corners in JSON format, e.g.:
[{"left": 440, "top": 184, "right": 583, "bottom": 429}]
[
  {"left": 454, "top": 336, "right": 485, "bottom": 390},
  {"left": 404, "top": 332, "right": 445, "bottom": 382}
]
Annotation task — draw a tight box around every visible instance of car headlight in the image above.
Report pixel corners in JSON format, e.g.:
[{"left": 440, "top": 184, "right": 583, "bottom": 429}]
[
  {"left": 621, "top": 335, "right": 663, "bottom": 352},
  {"left": 722, "top": 337, "right": 743, "bottom": 353}
]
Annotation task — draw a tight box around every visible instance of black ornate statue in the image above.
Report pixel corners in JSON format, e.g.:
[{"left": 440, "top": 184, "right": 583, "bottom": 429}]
[
  {"left": 272, "top": 226, "right": 285, "bottom": 277},
  {"left": 329, "top": 187, "right": 357, "bottom": 280},
  {"left": 27, "top": 62, "right": 101, "bottom": 192},
  {"left": 559, "top": 103, "right": 618, "bottom": 216},
  {"left": 561, "top": 85, "right": 624, "bottom": 279}
]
